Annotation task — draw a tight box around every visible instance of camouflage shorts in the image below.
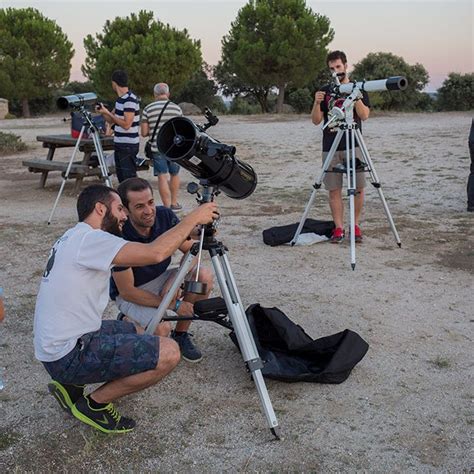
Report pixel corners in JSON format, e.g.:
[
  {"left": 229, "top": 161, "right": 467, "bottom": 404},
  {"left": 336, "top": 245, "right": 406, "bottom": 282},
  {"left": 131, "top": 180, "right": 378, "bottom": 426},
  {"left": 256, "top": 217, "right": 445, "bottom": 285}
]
[{"left": 42, "top": 320, "right": 160, "bottom": 384}]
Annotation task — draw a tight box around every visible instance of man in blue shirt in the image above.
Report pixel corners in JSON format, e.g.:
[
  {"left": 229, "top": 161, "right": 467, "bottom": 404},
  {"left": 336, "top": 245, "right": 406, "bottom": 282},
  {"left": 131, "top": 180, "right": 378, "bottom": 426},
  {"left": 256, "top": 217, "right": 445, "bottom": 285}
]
[
  {"left": 111, "top": 177, "right": 213, "bottom": 362},
  {"left": 97, "top": 70, "right": 140, "bottom": 182}
]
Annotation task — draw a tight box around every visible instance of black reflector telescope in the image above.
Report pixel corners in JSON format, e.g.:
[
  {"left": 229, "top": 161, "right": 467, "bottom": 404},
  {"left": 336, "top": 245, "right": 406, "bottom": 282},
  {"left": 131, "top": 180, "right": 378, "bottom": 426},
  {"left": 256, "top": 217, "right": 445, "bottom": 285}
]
[
  {"left": 57, "top": 92, "right": 98, "bottom": 110},
  {"left": 337, "top": 76, "right": 408, "bottom": 94},
  {"left": 157, "top": 116, "right": 257, "bottom": 199}
]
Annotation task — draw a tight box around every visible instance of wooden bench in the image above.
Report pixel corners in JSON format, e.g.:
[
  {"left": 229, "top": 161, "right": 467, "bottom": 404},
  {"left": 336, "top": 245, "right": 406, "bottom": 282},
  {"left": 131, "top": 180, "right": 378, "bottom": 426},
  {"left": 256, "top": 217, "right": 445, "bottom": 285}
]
[{"left": 22, "top": 134, "right": 149, "bottom": 189}]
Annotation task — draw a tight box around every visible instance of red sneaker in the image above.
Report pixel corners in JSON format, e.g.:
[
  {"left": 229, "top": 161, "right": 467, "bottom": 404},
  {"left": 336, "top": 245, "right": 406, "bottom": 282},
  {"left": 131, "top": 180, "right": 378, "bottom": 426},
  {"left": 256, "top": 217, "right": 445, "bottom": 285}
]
[
  {"left": 330, "top": 227, "right": 345, "bottom": 243},
  {"left": 354, "top": 225, "right": 363, "bottom": 243}
]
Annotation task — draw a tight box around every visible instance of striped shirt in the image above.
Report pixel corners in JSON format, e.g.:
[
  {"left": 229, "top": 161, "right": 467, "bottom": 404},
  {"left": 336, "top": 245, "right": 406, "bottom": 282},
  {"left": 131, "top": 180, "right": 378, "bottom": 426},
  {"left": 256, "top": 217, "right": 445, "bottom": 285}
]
[
  {"left": 114, "top": 91, "right": 140, "bottom": 145},
  {"left": 141, "top": 100, "right": 182, "bottom": 152}
]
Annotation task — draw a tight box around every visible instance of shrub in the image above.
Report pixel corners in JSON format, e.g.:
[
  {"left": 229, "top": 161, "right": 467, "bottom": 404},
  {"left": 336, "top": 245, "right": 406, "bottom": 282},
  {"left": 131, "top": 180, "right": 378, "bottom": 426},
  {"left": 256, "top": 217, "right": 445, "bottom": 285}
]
[
  {"left": 229, "top": 97, "right": 261, "bottom": 115},
  {"left": 0, "top": 131, "right": 28, "bottom": 153},
  {"left": 288, "top": 88, "right": 313, "bottom": 113}
]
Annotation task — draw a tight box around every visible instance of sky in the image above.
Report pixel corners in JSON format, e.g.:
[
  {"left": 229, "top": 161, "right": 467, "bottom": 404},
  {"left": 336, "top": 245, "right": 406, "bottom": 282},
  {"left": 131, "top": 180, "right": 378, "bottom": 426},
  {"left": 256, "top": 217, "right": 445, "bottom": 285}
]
[{"left": 1, "top": 0, "right": 472, "bottom": 91}]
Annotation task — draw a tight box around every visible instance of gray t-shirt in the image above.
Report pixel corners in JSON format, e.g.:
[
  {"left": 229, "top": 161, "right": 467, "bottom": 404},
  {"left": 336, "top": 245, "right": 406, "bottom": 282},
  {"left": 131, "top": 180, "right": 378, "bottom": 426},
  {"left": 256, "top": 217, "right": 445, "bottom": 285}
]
[{"left": 34, "top": 223, "right": 127, "bottom": 362}]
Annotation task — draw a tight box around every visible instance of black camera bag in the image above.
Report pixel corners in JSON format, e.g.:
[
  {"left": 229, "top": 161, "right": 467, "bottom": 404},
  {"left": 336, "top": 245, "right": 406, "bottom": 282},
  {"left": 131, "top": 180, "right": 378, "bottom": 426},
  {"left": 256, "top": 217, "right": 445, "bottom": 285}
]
[{"left": 262, "top": 218, "right": 335, "bottom": 246}]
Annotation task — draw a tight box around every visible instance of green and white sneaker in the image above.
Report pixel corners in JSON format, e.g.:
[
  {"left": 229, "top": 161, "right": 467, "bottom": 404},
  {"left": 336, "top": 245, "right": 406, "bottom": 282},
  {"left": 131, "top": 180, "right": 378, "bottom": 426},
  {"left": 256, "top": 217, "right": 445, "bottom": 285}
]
[
  {"left": 47, "top": 381, "right": 85, "bottom": 416},
  {"left": 71, "top": 395, "right": 136, "bottom": 434}
]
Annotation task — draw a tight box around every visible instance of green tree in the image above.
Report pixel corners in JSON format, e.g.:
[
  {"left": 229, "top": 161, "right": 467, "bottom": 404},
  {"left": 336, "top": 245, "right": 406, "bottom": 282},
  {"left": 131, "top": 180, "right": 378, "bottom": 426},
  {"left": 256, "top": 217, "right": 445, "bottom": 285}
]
[
  {"left": 83, "top": 10, "right": 202, "bottom": 103},
  {"left": 351, "top": 52, "right": 429, "bottom": 111},
  {"left": 213, "top": 61, "right": 272, "bottom": 113},
  {"left": 0, "top": 7, "right": 74, "bottom": 117},
  {"left": 216, "top": 0, "right": 333, "bottom": 113},
  {"left": 437, "top": 73, "right": 474, "bottom": 111},
  {"left": 173, "top": 64, "right": 218, "bottom": 109}
]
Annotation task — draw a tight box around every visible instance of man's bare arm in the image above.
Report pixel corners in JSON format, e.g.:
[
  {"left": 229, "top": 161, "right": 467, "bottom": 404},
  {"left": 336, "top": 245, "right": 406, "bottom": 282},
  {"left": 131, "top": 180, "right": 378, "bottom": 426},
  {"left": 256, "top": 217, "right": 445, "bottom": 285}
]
[
  {"left": 113, "top": 202, "right": 218, "bottom": 267},
  {"left": 311, "top": 91, "right": 325, "bottom": 125},
  {"left": 113, "top": 268, "right": 163, "bottom": 307},
  {"left": 140, "top": 121, "right": 150, "bottom": 137}
]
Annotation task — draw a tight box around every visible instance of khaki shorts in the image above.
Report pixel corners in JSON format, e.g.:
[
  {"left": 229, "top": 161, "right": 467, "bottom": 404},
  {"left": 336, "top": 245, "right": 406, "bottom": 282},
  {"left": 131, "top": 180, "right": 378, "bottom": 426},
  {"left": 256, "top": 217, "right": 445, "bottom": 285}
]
[
  {"left": 116, "top": 269, "right": 178, "bottom": 329},
  {"left": 322, "top": 148, "right": 366, "bottom": 191}
]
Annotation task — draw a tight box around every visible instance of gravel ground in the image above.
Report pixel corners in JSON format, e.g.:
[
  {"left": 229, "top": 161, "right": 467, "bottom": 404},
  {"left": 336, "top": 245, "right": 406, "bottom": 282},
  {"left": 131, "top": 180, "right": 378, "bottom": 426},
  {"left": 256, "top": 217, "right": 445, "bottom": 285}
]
[{"left": 0, "top": 111, "right": 472, "bottom": 472}]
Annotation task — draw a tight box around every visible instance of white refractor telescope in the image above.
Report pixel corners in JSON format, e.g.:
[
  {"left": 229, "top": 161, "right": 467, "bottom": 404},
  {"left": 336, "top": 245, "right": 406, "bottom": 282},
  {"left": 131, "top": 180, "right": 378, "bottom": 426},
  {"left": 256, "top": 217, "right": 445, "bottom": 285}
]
[{"left": 334, "top": 76, "right": 408, "bottom": 94}]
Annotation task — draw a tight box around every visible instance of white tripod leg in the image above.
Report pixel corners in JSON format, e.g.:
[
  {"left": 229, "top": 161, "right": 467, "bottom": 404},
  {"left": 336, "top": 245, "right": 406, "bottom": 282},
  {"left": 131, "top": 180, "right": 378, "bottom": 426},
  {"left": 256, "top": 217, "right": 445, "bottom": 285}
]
[
  {"left": 47, "top": 125, "right": 86, "bottom": 224},
  {"left": 290, "top": 129, "right": 344, "bottom": 245},
  {"left": 145, "top": 250, "right": 196, "bottom": 335},
  {"left": 346, "top": 129, "right": 357, "bottom": 270},
  {"left": 90, "top": 128, "right": 113, "bottom": 188},
  {"left": 354, "top": 129, "right": 401, "bottom": 247},
  {"left": 210, "top": 250, "right": 281, "bottom": 438}
]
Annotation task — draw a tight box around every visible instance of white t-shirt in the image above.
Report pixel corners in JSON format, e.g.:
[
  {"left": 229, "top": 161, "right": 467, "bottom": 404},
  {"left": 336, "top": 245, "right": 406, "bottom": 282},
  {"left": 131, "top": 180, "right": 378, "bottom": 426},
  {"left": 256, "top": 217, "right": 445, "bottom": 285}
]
[{"left": 34, "top": 223, "right": 128, "bottom": 362}]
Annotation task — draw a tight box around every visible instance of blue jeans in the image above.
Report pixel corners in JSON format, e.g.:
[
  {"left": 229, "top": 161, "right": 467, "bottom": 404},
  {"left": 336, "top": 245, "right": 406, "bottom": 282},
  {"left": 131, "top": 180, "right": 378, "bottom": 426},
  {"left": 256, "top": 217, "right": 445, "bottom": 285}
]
[{"left": 153, "top": 151, "right": 180, "bottom": 176}]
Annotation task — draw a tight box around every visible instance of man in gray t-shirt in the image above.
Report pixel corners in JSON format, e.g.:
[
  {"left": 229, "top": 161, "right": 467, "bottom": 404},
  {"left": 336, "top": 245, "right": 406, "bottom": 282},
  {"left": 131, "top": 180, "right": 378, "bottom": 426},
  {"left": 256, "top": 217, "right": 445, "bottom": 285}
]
[
  {"left": 34, "top": 184, "right": 218, "bottom": 434},
  {"left": 141, "top": 83, "right": 183, "bottom": 210}
]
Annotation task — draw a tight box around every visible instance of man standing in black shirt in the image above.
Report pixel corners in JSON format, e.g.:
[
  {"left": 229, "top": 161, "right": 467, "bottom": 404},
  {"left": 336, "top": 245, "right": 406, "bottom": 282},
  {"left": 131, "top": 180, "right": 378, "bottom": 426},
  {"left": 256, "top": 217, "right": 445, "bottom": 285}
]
[{"left": 311, "top": 51, "right": 370, "bottom": 243}]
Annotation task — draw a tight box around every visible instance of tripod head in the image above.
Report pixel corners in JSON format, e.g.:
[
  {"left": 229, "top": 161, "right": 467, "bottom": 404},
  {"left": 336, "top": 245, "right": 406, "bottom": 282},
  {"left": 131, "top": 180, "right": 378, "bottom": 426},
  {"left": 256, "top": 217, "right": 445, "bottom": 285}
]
[{"left": 182, "top": 180, "right": 221, "bottom": 295}]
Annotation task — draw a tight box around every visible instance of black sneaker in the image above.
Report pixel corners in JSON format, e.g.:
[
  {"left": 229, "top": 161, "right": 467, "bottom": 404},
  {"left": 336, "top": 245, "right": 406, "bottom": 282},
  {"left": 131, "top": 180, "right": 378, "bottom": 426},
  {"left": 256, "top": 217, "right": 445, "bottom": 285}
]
[
  {"left": 171, "top": 331, "right": 203, "bottom": 363},
  {"left": 47, "top": 381, "right": 85, "bottom": 416},
  {"left": 71, "top": 395, "right": 136, "bottom": 434}
]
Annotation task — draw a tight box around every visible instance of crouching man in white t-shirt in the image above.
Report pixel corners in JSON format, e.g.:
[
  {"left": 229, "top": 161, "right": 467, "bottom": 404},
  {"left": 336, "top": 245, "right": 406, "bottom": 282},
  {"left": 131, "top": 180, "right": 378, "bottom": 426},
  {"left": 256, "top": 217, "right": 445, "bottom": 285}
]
[{"left": 33, "top": 184, "right": 218, "bottom": 434}]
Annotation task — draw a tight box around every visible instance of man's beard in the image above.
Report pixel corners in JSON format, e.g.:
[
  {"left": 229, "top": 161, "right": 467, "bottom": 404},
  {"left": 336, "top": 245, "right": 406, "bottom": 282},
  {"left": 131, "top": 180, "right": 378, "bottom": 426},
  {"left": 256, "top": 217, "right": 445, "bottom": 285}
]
[{"left": 102, "top": 208, "right": 123, "bottom": 236}]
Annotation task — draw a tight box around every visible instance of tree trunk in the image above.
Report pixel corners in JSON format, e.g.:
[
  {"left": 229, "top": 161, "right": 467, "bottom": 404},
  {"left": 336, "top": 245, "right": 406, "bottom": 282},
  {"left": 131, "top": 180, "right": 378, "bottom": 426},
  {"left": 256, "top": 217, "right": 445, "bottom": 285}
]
[
  {"left": 255, "top": 90, "right": 268, "bottom": 113},
  {"left": 276, "top": 84, "right": 286, "bottom": 113},
  {"left": 22, "top": 98, "right": 31, "bottom": 118}
]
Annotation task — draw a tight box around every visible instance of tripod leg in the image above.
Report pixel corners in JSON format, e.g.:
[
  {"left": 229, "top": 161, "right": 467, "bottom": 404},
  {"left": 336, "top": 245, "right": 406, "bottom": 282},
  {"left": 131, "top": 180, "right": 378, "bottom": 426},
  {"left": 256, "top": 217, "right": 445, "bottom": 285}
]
[
  {"left": 346, "top": 129, "right": 356, "bottom": 270},
  {"left": 354, "top": 129, "right": 401, "bottom": 247},
  {"left": 47, "top": 125, "right": 86, "bottom": 224},
  {"left": 290, "top": 130, "right": 344, "bottom": 246},
  {"left": 145, "top": 250, "right": 197, "bottom": 335},
  {"left": 210, "top": 248, "right": 281, "bottom": 439},
  {"left": 90, "top": 129, "right": 113, "bottom": 188}
]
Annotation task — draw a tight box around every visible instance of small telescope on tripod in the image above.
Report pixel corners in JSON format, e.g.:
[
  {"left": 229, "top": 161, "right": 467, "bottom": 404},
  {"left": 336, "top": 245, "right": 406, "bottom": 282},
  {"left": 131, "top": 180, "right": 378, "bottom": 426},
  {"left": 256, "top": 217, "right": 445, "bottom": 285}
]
[
  {"left": 292, "top": 75, "right": 408, "bottom": 269},
  {"left": 47, "top": 92, "right": 112, "bottom": 224}
]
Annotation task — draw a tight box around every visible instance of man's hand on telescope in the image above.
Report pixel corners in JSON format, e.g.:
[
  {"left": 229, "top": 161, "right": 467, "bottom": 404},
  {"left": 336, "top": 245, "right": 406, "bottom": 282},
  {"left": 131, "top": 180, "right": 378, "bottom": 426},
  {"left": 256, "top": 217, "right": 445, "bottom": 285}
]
[{"left": 186, "top": 202, "right": 219, "bottom": 226}]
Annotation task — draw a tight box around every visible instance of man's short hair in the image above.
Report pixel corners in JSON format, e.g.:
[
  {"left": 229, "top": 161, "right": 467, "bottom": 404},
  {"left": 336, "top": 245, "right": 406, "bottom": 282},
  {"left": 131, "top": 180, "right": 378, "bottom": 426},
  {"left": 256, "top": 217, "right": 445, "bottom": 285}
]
[
  {"left": 77, "top": 185, "right": 119, "bottom": 221},
  {"left": 326, "top": 50, "right": 347, "bottom": 65},
  {"left": 117, "top": 177, "right": 153, "bottom": 209},
  {"left": 154, "top": 83, "right": 169, "bottom": 96},
  {"left": 111, "top": 70, "right": 128, "bottom": 87}
]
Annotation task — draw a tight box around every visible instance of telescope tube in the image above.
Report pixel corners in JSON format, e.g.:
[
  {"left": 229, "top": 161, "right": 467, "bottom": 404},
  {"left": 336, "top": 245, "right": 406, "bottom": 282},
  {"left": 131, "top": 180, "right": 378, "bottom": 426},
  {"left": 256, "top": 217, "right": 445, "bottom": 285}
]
[
  {"left": 338, "top": 76, "right": 408, "bottom": 94},
  {"left": 157, "top": 116, "right": 257, "bottom": 199},
  {"left": 56, "top": 92, "right": 98, "bottom": 110}
]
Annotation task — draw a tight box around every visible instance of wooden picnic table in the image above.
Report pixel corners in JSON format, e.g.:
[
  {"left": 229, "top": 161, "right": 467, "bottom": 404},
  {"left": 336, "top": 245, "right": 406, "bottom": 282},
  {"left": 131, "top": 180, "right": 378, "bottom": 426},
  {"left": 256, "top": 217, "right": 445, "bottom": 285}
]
[{"left": 22, "top": 134, "right": 115, "bottom": 189}]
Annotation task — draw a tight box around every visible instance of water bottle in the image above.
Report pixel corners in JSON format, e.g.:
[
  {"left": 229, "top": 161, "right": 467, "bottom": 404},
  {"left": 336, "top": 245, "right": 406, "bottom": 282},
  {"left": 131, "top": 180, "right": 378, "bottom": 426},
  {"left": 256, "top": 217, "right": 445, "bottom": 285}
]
[{"left": 0, "top": 367, "right": 4, "bottom": 391}]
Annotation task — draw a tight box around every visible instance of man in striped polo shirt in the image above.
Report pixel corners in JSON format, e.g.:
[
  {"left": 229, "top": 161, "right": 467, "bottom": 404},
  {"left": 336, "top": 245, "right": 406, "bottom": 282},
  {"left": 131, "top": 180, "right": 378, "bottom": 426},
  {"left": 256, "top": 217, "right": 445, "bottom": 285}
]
[
  {"left": 141, "top": 83, "right": 183, "bottom": 210},
  {"left": 97, "top": 70, "right": 140, "bottom": 183}
]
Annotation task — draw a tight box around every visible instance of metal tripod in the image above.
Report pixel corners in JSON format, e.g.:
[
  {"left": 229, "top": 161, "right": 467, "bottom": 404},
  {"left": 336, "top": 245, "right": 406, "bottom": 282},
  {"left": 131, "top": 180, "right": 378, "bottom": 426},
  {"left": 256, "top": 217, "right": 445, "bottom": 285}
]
[
  {"left": 290, "top": 88, "right": 401, "bottom": 269},
  {"left": 145, "top": 184, "right": 281, "bottom": 439},
  {"left": 48, "top": 108, "right": 112, "bottom": 224}
]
